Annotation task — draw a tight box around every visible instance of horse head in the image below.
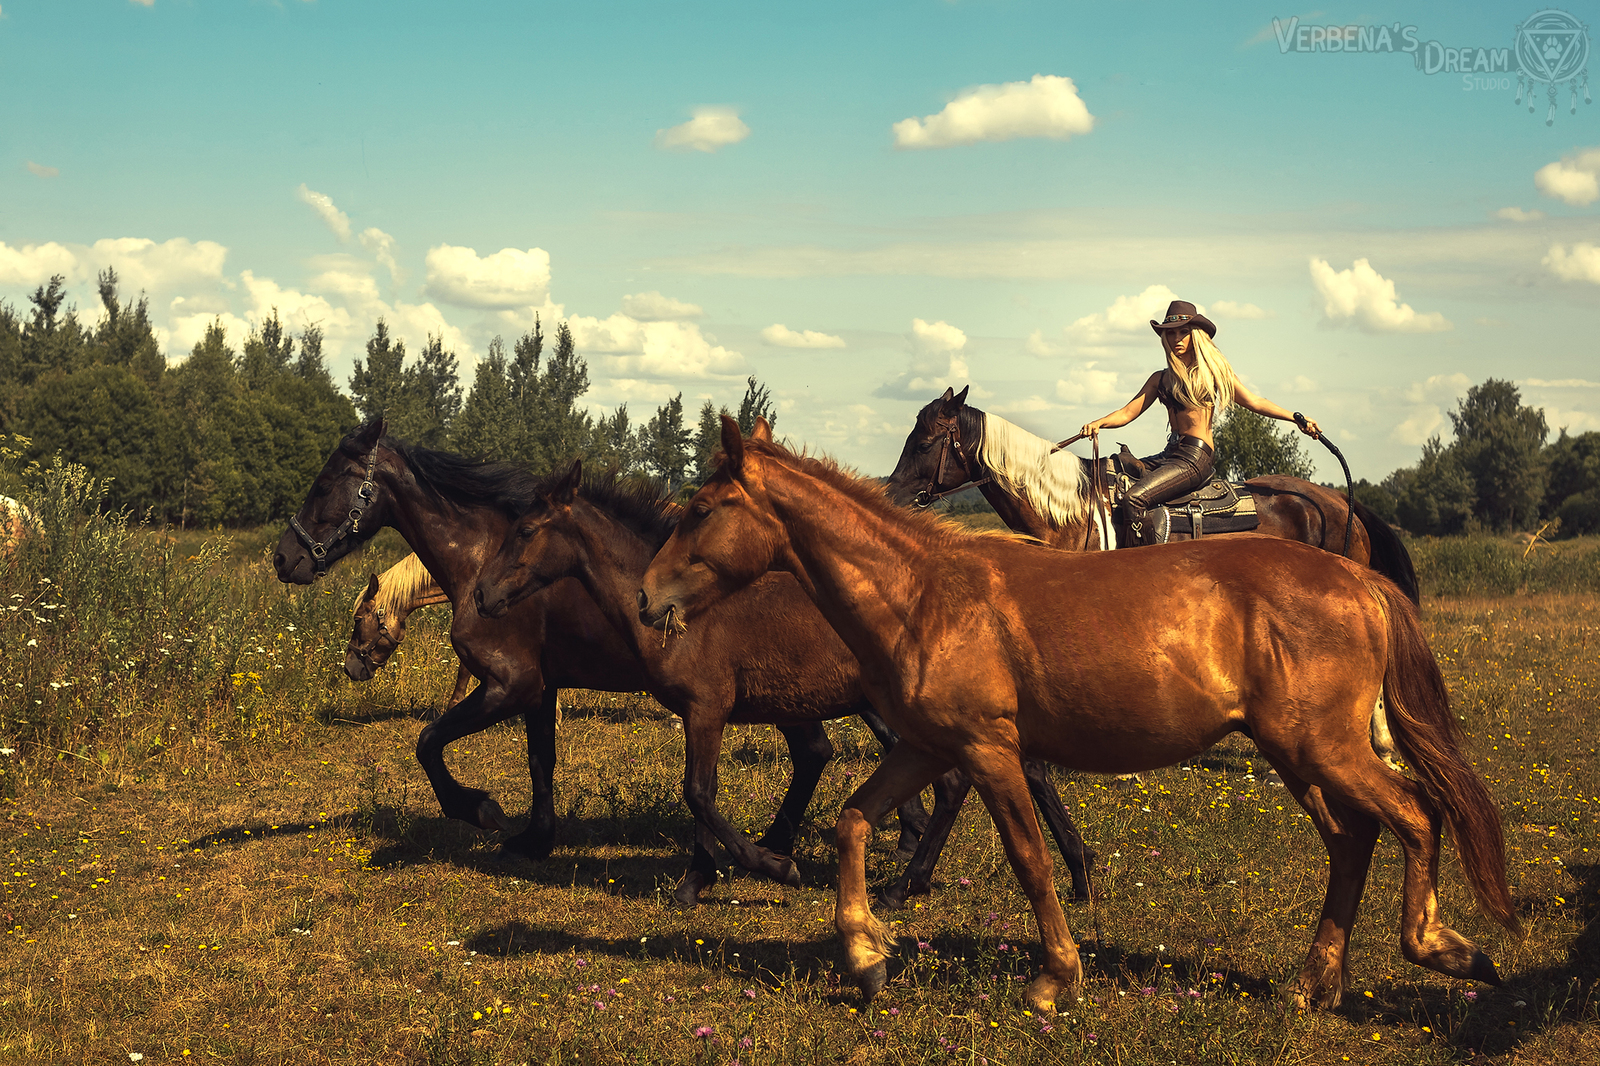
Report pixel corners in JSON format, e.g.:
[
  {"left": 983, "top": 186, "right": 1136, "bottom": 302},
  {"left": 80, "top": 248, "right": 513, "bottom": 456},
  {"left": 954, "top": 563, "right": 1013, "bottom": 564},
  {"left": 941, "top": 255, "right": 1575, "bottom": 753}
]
[
  {"left": 274, "top": 418, "right": 390, "bottom": 585},
  {"left": 638, "top": 415, "right": 789, "bottom": 630},
  {"left": 346, "top": 573, "right": 403, "bottom": 681},
  {"left": 473, "top": 459, "right": 586, "bottom": 619},
  {"left": 884, "top": 386, "right": 975, "bottom": 508}
]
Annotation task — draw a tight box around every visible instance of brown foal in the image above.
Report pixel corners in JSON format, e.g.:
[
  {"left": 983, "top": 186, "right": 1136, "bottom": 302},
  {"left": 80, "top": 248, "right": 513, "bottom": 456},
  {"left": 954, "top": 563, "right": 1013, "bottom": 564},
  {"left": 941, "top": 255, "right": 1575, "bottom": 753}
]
[{"left": 639, "top": 416, "right": 1516, "bottom": 1014}]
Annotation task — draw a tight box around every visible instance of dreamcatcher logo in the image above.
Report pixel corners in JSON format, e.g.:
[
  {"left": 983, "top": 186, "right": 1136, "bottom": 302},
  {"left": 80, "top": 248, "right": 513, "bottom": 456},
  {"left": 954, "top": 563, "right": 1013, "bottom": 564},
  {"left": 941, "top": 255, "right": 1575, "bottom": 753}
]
[{"left": 1515, "top": 9, "right": 1590, "bottom": 125}]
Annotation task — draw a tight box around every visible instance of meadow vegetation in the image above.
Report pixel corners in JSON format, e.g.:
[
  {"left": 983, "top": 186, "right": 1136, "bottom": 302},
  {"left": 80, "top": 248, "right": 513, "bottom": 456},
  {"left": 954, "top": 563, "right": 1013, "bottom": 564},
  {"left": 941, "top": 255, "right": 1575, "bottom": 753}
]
[{"left": 2, "top": 469, "right": 1599, "bottom": 1064}]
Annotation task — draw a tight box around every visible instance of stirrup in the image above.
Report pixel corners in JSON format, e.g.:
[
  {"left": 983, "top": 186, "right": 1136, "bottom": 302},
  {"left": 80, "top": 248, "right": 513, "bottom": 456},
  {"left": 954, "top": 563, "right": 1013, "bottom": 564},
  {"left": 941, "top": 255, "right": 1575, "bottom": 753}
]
[{"left": 1146, "top": 507, "right": 1170, "bottom": 545}]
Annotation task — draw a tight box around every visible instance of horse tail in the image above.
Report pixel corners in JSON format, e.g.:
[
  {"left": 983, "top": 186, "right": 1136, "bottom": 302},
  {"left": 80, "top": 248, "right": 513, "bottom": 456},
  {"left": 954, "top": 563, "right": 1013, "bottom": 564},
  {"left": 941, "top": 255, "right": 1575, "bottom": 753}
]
[
  {"left": 1370, "top": 576, "right": 1519, "bottom": 934},
  {"left": 1354, "top": 498, "right": 1420, "bottom": 606}
]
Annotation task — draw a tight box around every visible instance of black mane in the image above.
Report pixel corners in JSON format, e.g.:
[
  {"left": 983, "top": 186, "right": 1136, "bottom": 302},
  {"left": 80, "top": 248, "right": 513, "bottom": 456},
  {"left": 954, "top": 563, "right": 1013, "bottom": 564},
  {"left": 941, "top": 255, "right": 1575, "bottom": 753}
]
[
  {"left": 342, "top": 423, "right": 545, "bottom": 518},
  {"left": 543, "top": 466, "right": 681, "bottom": 548}
]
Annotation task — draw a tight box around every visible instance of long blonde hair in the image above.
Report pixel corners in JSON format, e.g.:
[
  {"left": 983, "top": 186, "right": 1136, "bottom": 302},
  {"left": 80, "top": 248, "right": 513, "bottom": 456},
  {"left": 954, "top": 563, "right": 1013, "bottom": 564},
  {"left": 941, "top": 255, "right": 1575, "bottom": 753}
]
[{"left": 1164, "top": 328, "right": 1239, "bottom": 418}]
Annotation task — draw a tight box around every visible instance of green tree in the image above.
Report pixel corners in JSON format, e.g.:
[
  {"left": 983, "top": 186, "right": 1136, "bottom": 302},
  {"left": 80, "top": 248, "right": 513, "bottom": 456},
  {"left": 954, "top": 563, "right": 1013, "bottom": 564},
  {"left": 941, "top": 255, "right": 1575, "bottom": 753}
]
[
  {"left": 690, "top": 398, "right": 722, "bottom": 484},
  {"left": 735, "top": 374, "right": 778, "bottom": 434},
  {"left": 590, "top": 403, "right": 640, "bottom": 475},
  {"left": 403, "top": 334, "right": 463, "bottom": 449},
  {"left": 1448, "top": 378, "right": 1547, "bottom": 530},
  {"left": 526, "top": 321, "right": 591, "bottom": 471},
  {"left": 451, "top": 335, "right": 517, "bottom": 460},
  {"left": 638, "top": 393, "right": 692, "bottom": 494},
  {"left": 1212, "top": 407, "right": 1315, "bottom": 481},
  {"left": 348, "top": 320, "right": 411, "bottom": 426},
  {"left": 1391, "top": 437, "right": 1475, "bottom": 536},
  {"left": 1544, "top": 429, "right": 1600, "bottom": 535}
]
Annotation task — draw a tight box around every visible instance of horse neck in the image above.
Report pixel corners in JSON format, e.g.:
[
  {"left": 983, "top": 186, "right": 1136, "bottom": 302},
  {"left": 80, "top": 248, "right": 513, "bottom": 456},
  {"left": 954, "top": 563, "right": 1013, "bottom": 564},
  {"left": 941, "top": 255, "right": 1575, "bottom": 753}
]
[
  {"left": 377, "top": 458, "right": 509, "bottom": 605},
  {"left": 563, "top": 499, "right": 668, "bottom": 657},
  {"left": 762, "top": 463, "right": 939, "bottom": 678},
  {"left": 967, "top": 409, "right": 1095, "bottom": 551}
]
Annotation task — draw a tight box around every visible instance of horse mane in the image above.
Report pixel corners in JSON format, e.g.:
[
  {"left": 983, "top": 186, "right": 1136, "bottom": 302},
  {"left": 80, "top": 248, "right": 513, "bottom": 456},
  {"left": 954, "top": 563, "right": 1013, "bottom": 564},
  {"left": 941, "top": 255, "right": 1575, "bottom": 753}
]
[
  {"left": 550, "top": 467, "right": 682, "bottom": 548},
  {"left": 745, "top": 438, "right": 1039, "bottom": 549},
  {"left": 340, "top": 422, "right": 545, "bottom": 518},
  {"left": 970, "top": 410, "right": 1089, "bottom": 528},
  {"left": 352, "top": 553, "right": 439, "bottom": 617}
]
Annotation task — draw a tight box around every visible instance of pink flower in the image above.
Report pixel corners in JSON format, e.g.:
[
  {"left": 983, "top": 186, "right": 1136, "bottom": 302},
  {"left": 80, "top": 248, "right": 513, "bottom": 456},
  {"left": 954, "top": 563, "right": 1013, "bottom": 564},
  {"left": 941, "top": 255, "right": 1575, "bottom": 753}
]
[
  {"left": 743, "top": 989, "right": 756, "bottom": 999},
  {"left": 739, "top": 1037, "right": 753, "bottom": 1049},
  {"left": 694, "top": 1025, "right": 714, "bottom": 1039}
]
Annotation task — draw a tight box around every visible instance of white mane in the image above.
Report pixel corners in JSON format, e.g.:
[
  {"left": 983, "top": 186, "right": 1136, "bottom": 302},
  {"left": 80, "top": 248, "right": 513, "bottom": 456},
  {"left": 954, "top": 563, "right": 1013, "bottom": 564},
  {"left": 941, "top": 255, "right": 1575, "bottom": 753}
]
[{"left": 976, "top": 414, "right": 1090, "bottom": 528}]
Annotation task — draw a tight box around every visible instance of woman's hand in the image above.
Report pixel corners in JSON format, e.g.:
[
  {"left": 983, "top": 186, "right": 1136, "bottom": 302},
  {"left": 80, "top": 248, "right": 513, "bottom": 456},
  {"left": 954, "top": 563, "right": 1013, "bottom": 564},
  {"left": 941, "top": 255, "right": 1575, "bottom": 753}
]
[
  {"left": 1081, "top": 419, "right": 1102, "bottom": 438},
  {"left": 1295, "top": 415, "right": 1321, "bottom": 438}
]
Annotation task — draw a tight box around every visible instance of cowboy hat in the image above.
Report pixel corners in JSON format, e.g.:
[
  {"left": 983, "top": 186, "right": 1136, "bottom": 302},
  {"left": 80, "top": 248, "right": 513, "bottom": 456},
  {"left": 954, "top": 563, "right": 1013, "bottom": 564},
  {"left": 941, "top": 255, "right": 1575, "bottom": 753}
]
[{"left": 1149, "top": 300, "right": 1217, "bottom": 338}]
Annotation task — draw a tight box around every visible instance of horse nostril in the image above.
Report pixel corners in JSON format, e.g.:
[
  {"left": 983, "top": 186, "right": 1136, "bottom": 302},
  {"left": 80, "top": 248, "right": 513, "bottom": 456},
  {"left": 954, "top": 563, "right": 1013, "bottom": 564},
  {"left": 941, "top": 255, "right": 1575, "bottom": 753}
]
[
  {"left": 636, "top": 589, "right": 649, "bottom": 613},
  {"left": 273, "top": 552, "right": 286, "bottom": 571}
]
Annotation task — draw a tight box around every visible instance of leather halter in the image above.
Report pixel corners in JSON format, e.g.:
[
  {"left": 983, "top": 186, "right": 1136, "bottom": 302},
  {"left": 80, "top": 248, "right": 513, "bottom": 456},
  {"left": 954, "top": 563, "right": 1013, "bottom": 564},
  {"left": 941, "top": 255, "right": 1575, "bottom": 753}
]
[
  {"left": 912, "top": 418, "right": 992, "bottom": 509},
  {"left": 350, "top": 602, "right": 401, "bottom": 670},
  {"left": 290, "top": 447, "right": 380, "bottom": 576}
]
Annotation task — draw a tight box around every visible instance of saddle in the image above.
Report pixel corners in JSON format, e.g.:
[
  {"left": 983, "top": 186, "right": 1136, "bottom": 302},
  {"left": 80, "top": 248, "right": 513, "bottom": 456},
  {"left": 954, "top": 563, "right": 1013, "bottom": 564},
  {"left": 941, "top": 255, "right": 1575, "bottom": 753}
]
[{"left": 1102, "top": 445, "right": 1260, "bottom": 545}]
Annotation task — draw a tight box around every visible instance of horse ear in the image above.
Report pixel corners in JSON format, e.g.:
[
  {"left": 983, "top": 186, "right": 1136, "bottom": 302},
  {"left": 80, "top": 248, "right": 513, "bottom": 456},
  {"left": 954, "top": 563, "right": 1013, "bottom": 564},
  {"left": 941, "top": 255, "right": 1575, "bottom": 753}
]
[
  {"left": 355, "top": 573, "right": 379, "bottom": 612},
  {"left": 553, "top": 458, "right": 582, "bottom": 504},
  {"left": 953, "top": 385, "right": 970, "bottom": 408},
  {"left": 939, "top": 386, "right": 955, "bottom": 405},
  {"left": 720, "top": 413, "right": 744, "bottom": 477},
  {"left": 356, "top": 417, "right": 386, "bottom": 448},
  {"left": 750, "top": 416, "right": 773, "bottom": 442}
]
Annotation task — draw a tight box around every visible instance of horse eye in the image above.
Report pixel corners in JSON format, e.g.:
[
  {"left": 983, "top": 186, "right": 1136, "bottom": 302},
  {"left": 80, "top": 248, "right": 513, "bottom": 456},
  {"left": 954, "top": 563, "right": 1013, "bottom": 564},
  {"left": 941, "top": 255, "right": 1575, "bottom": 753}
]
[
  {"left": 692, "top": 501, "right": 713, "bottom": 518},
  {"left": 518, "top": 525, "right": 536, "bottom": 539}
]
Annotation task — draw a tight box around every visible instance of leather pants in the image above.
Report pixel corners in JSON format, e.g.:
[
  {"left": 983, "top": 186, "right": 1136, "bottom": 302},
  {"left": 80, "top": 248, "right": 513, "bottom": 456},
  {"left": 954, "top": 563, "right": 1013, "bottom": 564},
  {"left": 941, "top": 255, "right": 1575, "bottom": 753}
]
[{"left": 1123, "top": 436, "right": 1215, "bottom": 538}]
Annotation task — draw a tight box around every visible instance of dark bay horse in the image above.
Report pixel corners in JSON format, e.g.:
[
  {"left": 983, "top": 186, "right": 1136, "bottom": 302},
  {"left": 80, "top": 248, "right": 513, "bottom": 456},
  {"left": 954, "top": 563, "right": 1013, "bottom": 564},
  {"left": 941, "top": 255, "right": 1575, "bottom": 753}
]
[
  {"left": 639, "top": 416, "right": 1515, "bottom": 1014},
  {"left": 471, "top": 460, "right": 1093, "bottom": 904},
  {"left": 274, "top": 421, "right": 1012, "bottom": 901},
  {"left": 346, "top": 553, "right": 473, "bottom": 710},
  {"left": 887, "top": 387, "right": 1419, "bottom": 603}
]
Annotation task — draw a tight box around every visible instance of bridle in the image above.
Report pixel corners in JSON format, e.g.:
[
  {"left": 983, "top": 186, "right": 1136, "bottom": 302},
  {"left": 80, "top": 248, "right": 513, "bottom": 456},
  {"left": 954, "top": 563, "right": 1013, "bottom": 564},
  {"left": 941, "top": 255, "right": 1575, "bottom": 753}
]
[
  {"left": 912, "top": 417, "right": 994, "bottom": 509},
  {"left": 290, "top": 447, "right": 380, "bottom": 576},
  {"left": 350, "top": 601, "right": 401, "bottom": 671}
]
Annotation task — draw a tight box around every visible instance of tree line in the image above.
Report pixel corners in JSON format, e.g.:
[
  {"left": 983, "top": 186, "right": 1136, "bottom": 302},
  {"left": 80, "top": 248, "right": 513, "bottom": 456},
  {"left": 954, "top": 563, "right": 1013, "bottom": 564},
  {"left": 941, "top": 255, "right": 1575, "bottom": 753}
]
[{"left": 0, "top": 274, "right": 777, "bottom": 527}]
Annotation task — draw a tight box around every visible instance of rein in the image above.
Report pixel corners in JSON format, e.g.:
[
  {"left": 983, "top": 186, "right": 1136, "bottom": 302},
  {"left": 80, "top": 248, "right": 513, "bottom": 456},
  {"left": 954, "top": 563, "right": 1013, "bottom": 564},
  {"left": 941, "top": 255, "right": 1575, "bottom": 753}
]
[
  {"left": 1295, "top": 413, "right": 1355, "bottom": 559},
  {"left": 290, "top": 447, "right": 380, "bottom": 576},
  {"left": 913, "top": 427, "right": 1088, "bottom": 509}
]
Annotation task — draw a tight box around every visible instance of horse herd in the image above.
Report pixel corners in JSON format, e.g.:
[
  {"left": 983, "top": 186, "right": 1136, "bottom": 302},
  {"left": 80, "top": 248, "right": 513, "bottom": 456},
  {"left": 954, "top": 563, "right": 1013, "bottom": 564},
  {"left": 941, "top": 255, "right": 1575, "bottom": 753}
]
[{"left": 272, "top": 393, "right": 1514, "bottom": 1015}]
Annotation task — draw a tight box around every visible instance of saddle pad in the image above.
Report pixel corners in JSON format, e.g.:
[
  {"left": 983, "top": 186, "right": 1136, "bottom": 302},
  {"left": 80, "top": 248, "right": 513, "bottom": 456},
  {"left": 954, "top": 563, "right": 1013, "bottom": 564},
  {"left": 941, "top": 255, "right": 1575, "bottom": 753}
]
[
  {"left": 1166, "top": 476, "right": 1242, "bottom": 513},
  {"left": 1161, "top": 480, "right": 1260, "bottom": 538}
]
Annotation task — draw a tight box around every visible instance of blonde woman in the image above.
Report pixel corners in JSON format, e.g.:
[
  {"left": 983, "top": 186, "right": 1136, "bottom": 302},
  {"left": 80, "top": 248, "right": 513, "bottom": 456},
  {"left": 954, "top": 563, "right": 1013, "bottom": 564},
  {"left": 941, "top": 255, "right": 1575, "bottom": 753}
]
[{"left": 1080, "top": 300, "right": 1321, "bottom": 545}]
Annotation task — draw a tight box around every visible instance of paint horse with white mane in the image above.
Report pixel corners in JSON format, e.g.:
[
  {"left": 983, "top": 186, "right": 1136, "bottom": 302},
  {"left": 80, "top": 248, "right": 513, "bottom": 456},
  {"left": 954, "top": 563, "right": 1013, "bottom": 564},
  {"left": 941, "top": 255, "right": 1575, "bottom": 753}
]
[
  {"left": 887, "top": 387, "right": 1419, "bottom": 603},
  {"left": 0, "top": 495, "right": 38, "bottom": 560},
  {"left": 347, "top": 553, "right": 475, "bottom": 712}
]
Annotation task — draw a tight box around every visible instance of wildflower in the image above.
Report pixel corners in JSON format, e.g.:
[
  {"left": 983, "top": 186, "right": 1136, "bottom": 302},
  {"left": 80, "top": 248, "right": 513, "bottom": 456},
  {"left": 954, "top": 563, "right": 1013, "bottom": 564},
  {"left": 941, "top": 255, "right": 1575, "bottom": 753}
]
[
  {"left": 917, "top": 941, "right": 931, "bottom": 951},
  {"left": 1142, "top": 987, "right": 1155, "bottom": 995},
  {"left": 887, "top": 1007, "right": 899, "bottom": 1016},
  {"left": 1087, "top": 1033, "right": 1098, "bottom": 1042},
  {"left": 958, "top": 877, "right": 971, "bottom": 886},
  {"left": 743, "top": 989, "right": 756, "bottom": 999},
  {"left": 1465, "top": 991, "right": 1478, "bottom": 1002},
  {"left": 694, "top": 1025, "right": 715, "bottom": 1039},
  {"left": 872, "top": 1030, "right": 886, "bottom": 1038},
  {"left": 739, "top": 1037, "right": 753, "bottom": 1048}
]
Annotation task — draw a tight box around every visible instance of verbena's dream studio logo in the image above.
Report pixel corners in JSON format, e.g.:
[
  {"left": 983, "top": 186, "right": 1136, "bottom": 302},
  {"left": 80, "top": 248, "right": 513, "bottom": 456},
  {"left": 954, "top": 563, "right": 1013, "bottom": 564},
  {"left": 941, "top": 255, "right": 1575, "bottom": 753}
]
[{"left": 1274, "top": 9, "right": 1591, "bottom": 125}]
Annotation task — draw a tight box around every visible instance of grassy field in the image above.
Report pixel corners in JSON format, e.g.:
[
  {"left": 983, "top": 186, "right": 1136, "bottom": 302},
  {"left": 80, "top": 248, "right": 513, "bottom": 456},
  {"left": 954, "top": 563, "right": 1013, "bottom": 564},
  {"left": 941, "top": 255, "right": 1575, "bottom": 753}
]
[{"left": 3, "top": 510, "right": 1600, "bottom": 1064}]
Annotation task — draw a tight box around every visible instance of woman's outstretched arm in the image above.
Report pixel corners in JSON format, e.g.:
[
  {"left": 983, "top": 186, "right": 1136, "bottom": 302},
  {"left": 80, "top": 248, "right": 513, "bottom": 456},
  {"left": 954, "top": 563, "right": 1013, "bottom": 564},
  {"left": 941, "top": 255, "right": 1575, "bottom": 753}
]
[
  {"left": 1082, "top": 371, "right": 1164, "bottom": 437},
  {"left": 1231, "top": 382, "right": 1320, "bottom": 437}
]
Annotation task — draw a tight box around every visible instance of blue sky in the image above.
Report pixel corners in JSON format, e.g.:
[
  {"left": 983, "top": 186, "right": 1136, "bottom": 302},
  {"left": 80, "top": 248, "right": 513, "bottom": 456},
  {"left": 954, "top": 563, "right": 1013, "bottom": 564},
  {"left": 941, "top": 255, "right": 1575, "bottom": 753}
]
[{"left": 3, "top": 0, "right": 1597, "bottom": 478}]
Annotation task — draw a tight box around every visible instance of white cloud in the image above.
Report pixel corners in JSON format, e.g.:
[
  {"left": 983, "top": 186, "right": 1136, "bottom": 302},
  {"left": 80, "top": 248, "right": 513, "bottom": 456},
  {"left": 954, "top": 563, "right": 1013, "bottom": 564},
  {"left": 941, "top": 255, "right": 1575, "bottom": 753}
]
[
  {"left": 1495, "top": 206, "right": 1546, "bottom": 222},
  {"left": 26, "top": 161, "right": 58, "bottom": 179},
  {"left": 423, "top": 244, "right": 552, "bottom": 309},
  {"left": 1210, "top": 300, "right": 1271, "bottom": 319},
  {"left": 892, "top": 74, "right": 1094, "bottom": 150},
  {"left": 296, "top": 184, "right": 351, "bottom": 242},
  {"left": 567, "top": 314, "right": 742, "bottom": 378},
  {"left": 1401, "top": 372, "right": 1471, "bottom": 404},
  {"left": 760, "top": 323, "right": 845, "bottom": 349},
  {"left": 359, "top": 228, "right": 400, "bottom": 283},
  {"left": 621, "top": 290, "right": 703, "bottom": 320},
  {"left": 1309, "top": 257, "right": 1451, "bottom": 333},
  {"left": 1024, "top": 328, "right": 1061, "bottom": 357},
  {"left": 1544, "top": 242, "right": 1600, "bottom": 284},
  {"left": 1524, "top": 378, "right": 1600, "bottom": 388},
  {"left": 1389, "top": 406, "right": 1446, "bottom": 446},
  {"left": 129, "top": 0, "right": 153, "bottom": 6},
  {"left": 1283, "top": 375, "right": 1320, "bottom": 394},
  {"left": 874, "top": 318, "right": 971, "bottom": 399},
  {"left": 0, "top": 241, "right": 77, "bottom": 286},
  {"left": 1534, "top": 147, "right": 1600, "bottom": 206},
  {"left": 83, "top": 238, "right": 228, "bottom": 294},
  {"left": 168, "top": 311, "right": 254, "bottom": 356},
  {"left": 1055, "top": 362, "right": 1122, "bottom": 406},
  {"left": 655, "top": 108, "right": 750, "bottom": 153},
  {"left": 1064, "top": 284, "right": 1184, "bottom": 348}
]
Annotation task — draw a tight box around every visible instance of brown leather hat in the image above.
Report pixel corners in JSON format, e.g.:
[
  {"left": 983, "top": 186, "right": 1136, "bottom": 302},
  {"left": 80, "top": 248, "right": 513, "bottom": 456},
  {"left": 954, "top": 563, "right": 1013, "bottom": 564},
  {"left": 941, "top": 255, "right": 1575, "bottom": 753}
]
[{"left": 1149, "top": 300, "right": 1216, "bottom": 338}]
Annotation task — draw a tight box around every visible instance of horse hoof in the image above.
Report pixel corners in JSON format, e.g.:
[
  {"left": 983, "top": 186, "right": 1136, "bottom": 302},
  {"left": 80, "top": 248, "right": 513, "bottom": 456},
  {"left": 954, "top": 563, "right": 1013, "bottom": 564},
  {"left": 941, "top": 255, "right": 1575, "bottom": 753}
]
[
  {"left": 876, "top": 886, "right": 909, "bottom": 911},
  {"left": 778, "top": 860, "right": 802, "bottom": 889},
  {"left": 673, "top": 872, "right": 712, "bottom": 906},
  {"left": 1469, "top": 951, "right": 1501, "bottom": 986},
  {"left": 857, "top": 961, "right": 888, "bottom": 1002},
  {"left": 475, "top": 798, "right": 513, "bottom": 834}
]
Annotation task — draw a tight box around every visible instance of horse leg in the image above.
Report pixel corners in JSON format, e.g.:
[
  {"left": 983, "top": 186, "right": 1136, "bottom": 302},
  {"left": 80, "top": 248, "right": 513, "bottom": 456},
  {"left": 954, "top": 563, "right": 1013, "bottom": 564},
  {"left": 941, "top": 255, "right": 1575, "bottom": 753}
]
[
  {"left": 836, "top": 742, "right": 954, "bottom": 1000},
  {"left": 500, "top": 685, "right": 560, "bottom": 861},
  {"left": 1023, "top": 759, "right": 1096, "bottom": 902},
  {"left": 961, "top": 743, "right": 1083, "bottom": 1014},
  {"left": 414, "top": 680, "right": 530, "bottom": 833},
  {"left": 677, "top": 710, "right": 803, "bottom": 898},
  {"left": 752, "top": 723, "right": 834, "bottom": 857},
  {"left": 878, "top": 767, "right": 970, "bottom": 910},
  {"left": 445, "top": 662, "right": 474, "bottom": 711},
  {"left": 1271, "top": 766, "right": 1380, "bottom": 1009},
  {"left": 856, "top": 705, "right": 931, "bottom": 854}
]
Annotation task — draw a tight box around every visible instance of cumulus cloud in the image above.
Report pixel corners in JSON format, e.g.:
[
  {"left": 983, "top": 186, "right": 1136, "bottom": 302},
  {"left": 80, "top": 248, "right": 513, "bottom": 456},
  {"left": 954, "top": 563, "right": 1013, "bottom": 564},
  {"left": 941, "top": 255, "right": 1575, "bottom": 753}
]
[
  {"left": 892, "top": 74, "right": 1094, "bottom": 149},
  {"left": 359, "top": 227, "right": 400, "bottom": 283},
  {"left": 1063, "top": 284, "right": 1185, "bottom": 349},
  {"left": 1495, "top": 206, "right": 1546, "bottom": 222},
  {"left": 296, "top": 184, "right": 352, "bottom": 242},
  {"left": 1025, "top": 329, "right": 1062, "bottom": 357},
  {"left": 1309, "top": 257, "right": 1451, "bottom": 333},
  {"left": 655, "top": 108, "right": 750, "bottom": 153},
  {"left": 1534, "top": 147, "right": 1600, "bottom": 206},
  {"left": 1389, "top": 407, "right": 1446, "bottom": 446},
  {"left": 0, "top": 237, "right": 227, "bottom": 295},
  {"left": 761, "top": 323, "right": 845, "bottom": 349},
  {"left": 423, "top": 244, "right": 552, "bottom": 309},
  {"left": 567, "top": 314, "right": 742, "bottom": 378},
  {"left": 1210, "top": 300, "right": 1271, "bottom": 319},
  {"left": 1544, "top": 242, "right": 1600, "bottom": 284},
  {"left": 1055, "top": 362, "right": 1122, "bottom": 406},
  {"left": 0, "top": 241, "right": 77, "bottom": 286},
  {"left": 26, "top": 161, "right": 58, "bottom": 178},
  {"left": 874, "top": 318, "right": 972, "bottom": 399},
  {"left": 621, "top": 290, "right": 703, "bottom": 320}
]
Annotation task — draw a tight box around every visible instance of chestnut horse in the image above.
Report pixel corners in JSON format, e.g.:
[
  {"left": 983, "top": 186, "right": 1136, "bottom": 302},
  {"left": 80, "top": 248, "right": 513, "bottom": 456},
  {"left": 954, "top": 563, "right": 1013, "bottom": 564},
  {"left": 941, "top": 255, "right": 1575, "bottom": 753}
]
[
  {"left": 639, "top": 416, "right": 1515, "bottom": 1014},
  {"left": 886, "top": 388, "right": 1419, "bottom": 603},
  {"left": 472, "top": 461, "right": 1093, "bottom": 904},
  {"left": 346, "top": 553, "right": 474, "bottom": 711},
  {"left": 274, "top": 422, "right": 957, "bottom": 900}
]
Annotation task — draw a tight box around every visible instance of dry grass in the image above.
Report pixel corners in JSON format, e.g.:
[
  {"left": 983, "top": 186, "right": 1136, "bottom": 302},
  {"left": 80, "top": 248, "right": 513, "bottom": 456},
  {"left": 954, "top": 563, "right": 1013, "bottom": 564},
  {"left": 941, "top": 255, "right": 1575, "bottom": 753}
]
[{"left": 2, "top": 529, "right": 1599, "bottom": 1064}]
